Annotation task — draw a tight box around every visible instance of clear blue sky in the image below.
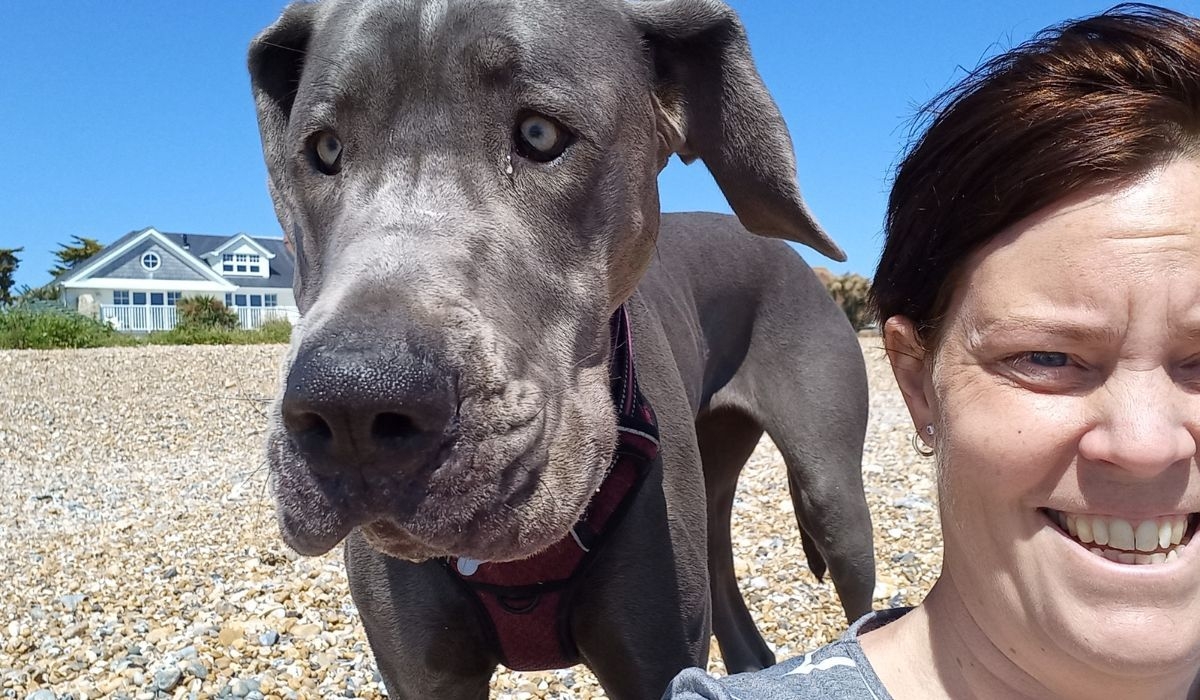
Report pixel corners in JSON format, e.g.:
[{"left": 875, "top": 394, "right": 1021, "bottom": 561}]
[{"left": 3, "top": 1, "right": 1197, "bottom": 290}]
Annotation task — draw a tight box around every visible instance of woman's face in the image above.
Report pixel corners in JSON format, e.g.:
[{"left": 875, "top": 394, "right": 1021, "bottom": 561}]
[{"left": 890, "top": 157, "right": 1200, "bottom": 684}]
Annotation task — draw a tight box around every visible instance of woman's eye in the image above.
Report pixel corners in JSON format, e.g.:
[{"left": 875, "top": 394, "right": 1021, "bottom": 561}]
[
  {"left": 1176, "top": 354, "right": 1200, "bottom": 385},
  {"left": 308, "top": 131, "right": 343, "bottom": 175},
  {"left": 1005, "top": 351, "right": 1077, "bottom": 377},
  {"left": 1027, "top": 351, "right": 1070, "bottom": 367},
  {"left": 514, "top": 113, "right": 572, "bottom": 162}
]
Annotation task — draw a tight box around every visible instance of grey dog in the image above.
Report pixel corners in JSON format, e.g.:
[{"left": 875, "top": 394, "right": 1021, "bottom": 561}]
[{"left": 249, "top": 0, "right": 875, "bottom": 697}]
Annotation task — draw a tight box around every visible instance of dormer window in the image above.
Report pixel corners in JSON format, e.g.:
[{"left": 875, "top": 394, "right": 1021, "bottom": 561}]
[
  {"left": 141, "top": 252, "right": 161, "bottom": 271},
  {"left": 220, "top": 252, "right": 263, "bottom": 275}
]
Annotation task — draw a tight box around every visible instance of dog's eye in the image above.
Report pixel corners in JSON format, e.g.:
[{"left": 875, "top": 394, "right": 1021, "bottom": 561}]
[
  {"left": 308, "top": 131, "right": 343, "bottom": 175},
  {"left": 514, "top": 113, "right": 571, "bottom": 163}
]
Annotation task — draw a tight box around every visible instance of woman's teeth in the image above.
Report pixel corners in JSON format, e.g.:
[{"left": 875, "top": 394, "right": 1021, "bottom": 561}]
[{"left": 1050, "top": 511, "right": 1193, "bottom": 565}]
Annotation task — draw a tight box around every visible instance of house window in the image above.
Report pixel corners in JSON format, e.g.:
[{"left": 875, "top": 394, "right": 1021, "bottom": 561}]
[
  {"left": 132, "top": 292, "right": 147, "bottom": 305},
  {"left": 167, "top": 292, "right": 182, "bottom": 306},
  {"left": 249, "top": 264, "right": 261, "bottom": 273},
  {"left": 249, "top": 295, "right": 263, "bottom": 307},
  {"left": 222, "top": 254, "right": 234, "bottom": 272},
  {"left": 225, "top": 293, "right": 233, "bottom": 307},
  {"left": 141, "top": 252, "right": 161, "bottom": 271},
  {"left": 264, "top": 294, "right": 278, "bottom": 308},
  {"left": 235, "top": 294, "right": 247, "bottom": 307},
  {"left": 150, "top": 293, "right": 165, "bottom": 306},
  {"left": 113, "top": 291, "right": 130, "bottom": 305}
]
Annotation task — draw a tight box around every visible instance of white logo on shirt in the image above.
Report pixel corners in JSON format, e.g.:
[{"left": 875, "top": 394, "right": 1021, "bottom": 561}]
[{"left": 784, "top": 652, "right": 858, "bottom": 676}]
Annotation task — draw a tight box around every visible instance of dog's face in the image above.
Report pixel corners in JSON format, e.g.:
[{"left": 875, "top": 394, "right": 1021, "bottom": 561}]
[{"left": 250, "top": 0, "right": 843, "bottom": 563}]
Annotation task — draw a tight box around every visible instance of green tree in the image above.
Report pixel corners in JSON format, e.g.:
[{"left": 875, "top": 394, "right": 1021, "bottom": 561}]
[
  {"left": 0, "top": 247, "right": 22, "bottom": 306},
  {"left": 49, "top": 236, "right": 104, "bottom": 278}
]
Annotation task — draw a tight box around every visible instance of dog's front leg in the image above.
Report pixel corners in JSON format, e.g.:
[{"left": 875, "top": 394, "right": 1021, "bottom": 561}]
[
  {"left": 570, "top": 460, "right": 712, "bottom": 700},
  {"left": 344, "top": 532, "right": 496, "bottom": 700}
]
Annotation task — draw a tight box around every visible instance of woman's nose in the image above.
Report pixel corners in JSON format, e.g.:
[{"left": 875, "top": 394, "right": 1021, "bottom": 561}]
[{"left": 1077, "top": 367, "right": 1197, "bottom": 476}]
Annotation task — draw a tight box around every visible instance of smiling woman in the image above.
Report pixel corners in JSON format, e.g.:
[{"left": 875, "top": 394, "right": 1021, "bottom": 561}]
[{"left": 664, "top": 4, "right": 1200, "bottom": 700}]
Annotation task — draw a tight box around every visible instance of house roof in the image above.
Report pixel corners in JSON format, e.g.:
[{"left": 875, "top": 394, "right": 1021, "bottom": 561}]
[
  {"left": 159, "top": 232, "right": 294, "bottom": 289},
  {"left": 198, "top": 233, "right": 277, "bottom": 261},
  {"left": 57, "top": 227, "right": 294, "bottom": 290}
]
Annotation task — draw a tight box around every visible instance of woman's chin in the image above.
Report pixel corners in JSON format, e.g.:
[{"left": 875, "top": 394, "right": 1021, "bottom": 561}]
[
  {"left": 1022, "top": 526, "right": 1200, "bottom": 679},
  {"left": 1063, "top": 612, "right": 1200, "bottom": 680}
]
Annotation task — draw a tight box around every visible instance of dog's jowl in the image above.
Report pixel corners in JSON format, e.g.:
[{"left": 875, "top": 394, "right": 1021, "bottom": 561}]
[{"left": 249, "top": 0, "right": 875, "bottom": 697}]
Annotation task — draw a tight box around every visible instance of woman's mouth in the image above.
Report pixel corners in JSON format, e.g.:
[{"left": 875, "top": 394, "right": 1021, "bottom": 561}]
[{"left": 1043, "top": 509, "right": 1198, "bottom": 565}]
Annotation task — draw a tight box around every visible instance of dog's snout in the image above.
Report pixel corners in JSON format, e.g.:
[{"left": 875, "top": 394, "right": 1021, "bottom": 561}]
[{"left": 281, "top": 341, "right": 455, "bottom": 478}]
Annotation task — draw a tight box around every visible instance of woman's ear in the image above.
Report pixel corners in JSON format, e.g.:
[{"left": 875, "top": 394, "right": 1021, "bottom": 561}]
[{"left": 884, "top": 315, "right": 936, "bottom": 446}]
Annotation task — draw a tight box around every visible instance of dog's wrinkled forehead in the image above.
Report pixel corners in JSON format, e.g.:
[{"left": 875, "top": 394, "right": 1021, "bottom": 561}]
[
  {"left": 299, "top": 0, "right": 645, "bottom": 115},
  {"left": 253, "top": 0, "right": 850, "bottom": 262}
]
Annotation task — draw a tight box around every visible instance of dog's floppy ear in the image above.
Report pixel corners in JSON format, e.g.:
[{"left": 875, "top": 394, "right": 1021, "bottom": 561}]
[
  {"left": 627, "top": 0, "right": 846, "bottom": 261},
  {"left": 248, "top": 3, "right": 319, "bottom": 271},
  {"left": 248, "top": 2, "right": 319, "bottom": 170}
]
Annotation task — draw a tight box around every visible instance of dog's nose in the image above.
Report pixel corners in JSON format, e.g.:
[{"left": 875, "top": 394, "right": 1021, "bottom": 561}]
[{"left": 281, "top": 342, "right": 456, "bottom": 477}]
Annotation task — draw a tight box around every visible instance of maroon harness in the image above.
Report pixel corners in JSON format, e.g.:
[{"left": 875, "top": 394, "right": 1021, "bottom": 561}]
[{"left": 446, "top": 305, "right": 660, "bottom": 671}]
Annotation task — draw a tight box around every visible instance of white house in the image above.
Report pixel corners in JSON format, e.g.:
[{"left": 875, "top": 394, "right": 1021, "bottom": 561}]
[{"left": 57, "top": 227, "right": 299, "bottom": 332}]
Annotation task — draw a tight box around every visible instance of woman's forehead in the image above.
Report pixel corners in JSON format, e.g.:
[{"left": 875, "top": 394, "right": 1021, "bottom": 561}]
[{"left": 951, "top": 159, "right": 1200, "bottom": 318}]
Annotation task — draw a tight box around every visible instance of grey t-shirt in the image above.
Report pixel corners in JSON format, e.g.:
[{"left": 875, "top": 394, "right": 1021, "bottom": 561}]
[{"left": 662, "top": 608, "right": 911, "bottom": 700}]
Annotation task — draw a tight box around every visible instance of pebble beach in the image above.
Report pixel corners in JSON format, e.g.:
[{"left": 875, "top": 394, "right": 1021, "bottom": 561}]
[{"left": 1, "top": 338, "right": 941, "bottom": 699}]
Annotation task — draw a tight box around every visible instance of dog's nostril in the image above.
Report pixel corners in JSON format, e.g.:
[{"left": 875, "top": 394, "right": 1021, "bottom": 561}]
[
  {"left": 372, "top": 412, "right": 420, "bottom": 442},
  {"left": 289, "top": 411, "right": 334, "bottom": 449}
]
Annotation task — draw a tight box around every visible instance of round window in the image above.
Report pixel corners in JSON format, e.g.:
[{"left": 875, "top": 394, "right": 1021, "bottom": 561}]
[{"left": 141, "top": 252, "right": 161, "bottom": 271}]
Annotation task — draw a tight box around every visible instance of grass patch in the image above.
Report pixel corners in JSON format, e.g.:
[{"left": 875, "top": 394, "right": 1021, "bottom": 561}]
[
  {"left": 145, "top": 324, "right": 292, "bottom": 346},
  {"left": 256, "top": 318, "right": 293, "bottom": 344}
]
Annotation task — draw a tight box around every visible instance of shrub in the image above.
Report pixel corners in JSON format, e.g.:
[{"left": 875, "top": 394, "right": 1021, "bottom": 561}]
[
  {"left": 177, "top": 296, "right": 238, "bottom": 331},
  {"left": 0, "top": 307, "right": 134, "bottom": 349},
  {"left": 824, "top": 273, "right": 877, "bottom": 331}
]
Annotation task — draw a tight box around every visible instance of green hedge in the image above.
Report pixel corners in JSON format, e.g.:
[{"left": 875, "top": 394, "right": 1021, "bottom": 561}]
[
  {"left": 0, "top": 307, "right": 137, "bottom": 349},
  {"left": 0, "top": 307, "right": 292, "bottom": 350}
]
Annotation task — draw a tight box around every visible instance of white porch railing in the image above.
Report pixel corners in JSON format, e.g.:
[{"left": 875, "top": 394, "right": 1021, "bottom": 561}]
[
  {"left": 98, "top": 305, "right": 177, "bottom": 332},
  {"left": 98, "top": 305, "right": 299, "bottom": 332}
]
